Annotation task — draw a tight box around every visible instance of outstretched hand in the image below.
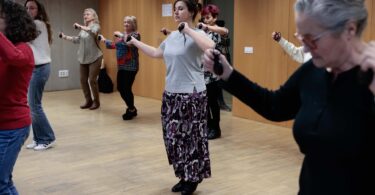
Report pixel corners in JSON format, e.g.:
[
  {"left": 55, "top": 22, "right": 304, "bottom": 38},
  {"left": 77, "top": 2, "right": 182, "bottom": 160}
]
[
  {"left": 98, "top": 34, "right": 105, "bottom": 42},
  {"left": 178, "top": 22, "right": 189, "bottom": 33},
  {"left": 272, "top": 32, "right": 281, "bottom": 42},
  {"left": 197, "top": 22, "right": 207, "bottom": 31},
  {"left": 202, "top": 49, "right": 233, "bottom": 81},
  {"left": 114, "top": 31, "right": 124, "bottom": 38},
  {"left": 160, "top": 27, "right": 171, "bottom": 36},
  {"left": 125, "top": 35, "right": 134, "bottom": 45},
  {"left": 58, "top": 32, "right": 64, "bottom": 38},
  {"left": 73, "top": 23, "right": 82, "bottom": 30}
]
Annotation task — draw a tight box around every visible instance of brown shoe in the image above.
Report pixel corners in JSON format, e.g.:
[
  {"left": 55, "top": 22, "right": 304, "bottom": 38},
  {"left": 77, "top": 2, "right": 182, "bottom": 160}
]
[
  {"left": 80, "top": 100, "right": 93, "bottom": 109},
  {"left": 89, "top": 101, "right": 100, "bottom": 110}
]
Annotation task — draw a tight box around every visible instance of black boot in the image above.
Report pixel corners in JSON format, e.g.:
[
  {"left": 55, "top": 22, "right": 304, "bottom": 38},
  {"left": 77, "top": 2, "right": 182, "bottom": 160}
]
[
  {"left": 171, "top": 179, "right": 185, "bottom": 192},
  {"left": 181, "top": 181, "right": 198, "bottom": 195},
  {"left": 122, "top": 108, "right": 137, "bottom": 120},
  {"left": 80, "top": 100, "right": 93, "bottom": 109},
  {"left": 219, "top": 101, "right": 232, "bottom": 111},
  {"left": 208, "top": 128, "right": 221, "bottom": 140}
]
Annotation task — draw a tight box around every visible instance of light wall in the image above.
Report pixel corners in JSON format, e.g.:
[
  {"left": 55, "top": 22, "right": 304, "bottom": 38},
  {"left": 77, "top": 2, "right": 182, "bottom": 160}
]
[{"left": 17, "top": 0, "right": 100, "bottom": 91}]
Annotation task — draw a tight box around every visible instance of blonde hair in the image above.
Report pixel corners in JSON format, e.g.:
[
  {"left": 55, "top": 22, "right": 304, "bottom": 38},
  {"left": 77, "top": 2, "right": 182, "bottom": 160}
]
[
  {"left": 84, "top": 8, "right": 100, "bottom": 26},
  {"left": 124, "top": 16, "right": 137, "bottom": 31}
]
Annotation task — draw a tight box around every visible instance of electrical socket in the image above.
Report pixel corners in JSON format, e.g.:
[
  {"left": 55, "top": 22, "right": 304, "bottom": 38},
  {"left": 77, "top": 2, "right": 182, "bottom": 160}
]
[{"left": 58, "top": 70, "right": 69, "bottom": 78}]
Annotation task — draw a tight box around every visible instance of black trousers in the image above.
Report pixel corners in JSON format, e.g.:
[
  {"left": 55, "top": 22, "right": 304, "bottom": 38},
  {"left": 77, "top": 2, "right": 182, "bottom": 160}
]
[
  {"left": 117, "top": 70, "right": 137, "bottom": 109},
  {"left": 206, "top": 81, "right": 220, "bottom": 129}
]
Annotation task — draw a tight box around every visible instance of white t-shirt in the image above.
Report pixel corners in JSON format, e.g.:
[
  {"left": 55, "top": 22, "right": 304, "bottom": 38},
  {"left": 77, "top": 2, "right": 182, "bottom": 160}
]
[{"left": 29, "top": 20, "right": 51, "bottom": 65}]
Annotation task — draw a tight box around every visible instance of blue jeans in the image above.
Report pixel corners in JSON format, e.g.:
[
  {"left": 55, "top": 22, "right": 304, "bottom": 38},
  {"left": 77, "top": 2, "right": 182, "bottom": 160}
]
[
  {"left": 0, "top": 126, "right": 30, "bottom": 195},
  {"left": 28, "top": 63, "right": 55, "bottom": 144}
]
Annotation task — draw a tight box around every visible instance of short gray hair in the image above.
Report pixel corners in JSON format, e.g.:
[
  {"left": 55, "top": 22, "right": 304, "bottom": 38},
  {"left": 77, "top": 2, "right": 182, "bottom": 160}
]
[{"left": 294, "top": 0, "right": 368, "bottom": 37}]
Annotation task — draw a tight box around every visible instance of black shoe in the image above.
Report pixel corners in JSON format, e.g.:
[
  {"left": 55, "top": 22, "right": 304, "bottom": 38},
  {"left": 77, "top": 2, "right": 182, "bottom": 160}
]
[
  {"left": 208, "top": 128, "right": 221, "bottom": 140},
  {"left": 122, "top": 108, "right": 137, "bottom": 120},
  {"left": 181, "top": 181, "right": 198, "bottom": 195},
  {"left": 171, "top": 179, "right": 184, "bottom": 192},
  {"left": 219, "top": 103, "right": 232, "bottom": 112}
]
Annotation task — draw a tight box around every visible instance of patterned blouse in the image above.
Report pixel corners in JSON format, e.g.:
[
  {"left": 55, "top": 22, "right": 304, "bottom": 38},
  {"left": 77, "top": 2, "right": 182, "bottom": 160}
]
[
  {"left": 204, "top": 31, "right": 221, "bottom": 84},
  {"left": 104, "top": 32, "right": 140, "bottom": 71}
]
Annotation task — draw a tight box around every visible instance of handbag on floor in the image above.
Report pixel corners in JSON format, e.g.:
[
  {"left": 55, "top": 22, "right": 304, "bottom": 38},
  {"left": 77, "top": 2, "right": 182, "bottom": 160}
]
[{"left": 98, "top": 67, "right": 113, "bottom": 93}]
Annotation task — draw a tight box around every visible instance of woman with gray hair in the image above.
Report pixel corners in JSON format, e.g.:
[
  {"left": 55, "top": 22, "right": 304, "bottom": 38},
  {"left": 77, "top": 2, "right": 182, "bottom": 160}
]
[
  {"left": 99, "top": 16, "right": 140, "bottom": 120},
  {"left": 60, "top": 8, "right": 103, "bottom": 110},
  {"left": 203, "top": 0, "right": 375, "bottom": 194}
]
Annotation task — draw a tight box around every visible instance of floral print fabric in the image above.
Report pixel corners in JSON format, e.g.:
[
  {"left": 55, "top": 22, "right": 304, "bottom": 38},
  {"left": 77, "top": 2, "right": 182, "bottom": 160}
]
[{"left": 161, "top": 90, "right": 211, "bottom": 182}]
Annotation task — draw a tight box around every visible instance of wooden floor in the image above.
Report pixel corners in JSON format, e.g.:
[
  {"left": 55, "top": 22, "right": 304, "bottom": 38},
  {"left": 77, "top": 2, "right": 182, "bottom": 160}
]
[{"left": 15, "top": 90, "right": 303, "bottom": 195}]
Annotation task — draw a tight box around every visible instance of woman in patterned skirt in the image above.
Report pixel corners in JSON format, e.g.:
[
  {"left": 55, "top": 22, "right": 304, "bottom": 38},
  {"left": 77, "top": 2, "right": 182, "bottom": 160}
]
[{"left": 127, "top": 0, "right": 214, "bottom": 194}]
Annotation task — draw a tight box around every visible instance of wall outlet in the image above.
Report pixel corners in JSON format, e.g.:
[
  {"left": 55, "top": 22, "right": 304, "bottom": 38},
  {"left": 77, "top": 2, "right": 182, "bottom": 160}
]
[{"left": 58, "top": 70, "right": 69, "bottom": 78}]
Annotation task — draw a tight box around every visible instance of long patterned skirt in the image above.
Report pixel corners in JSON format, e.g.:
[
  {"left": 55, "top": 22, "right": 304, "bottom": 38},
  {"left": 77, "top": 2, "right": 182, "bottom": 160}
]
[{"left": 161, "top": 91, "right": 211, "bottom": 182}]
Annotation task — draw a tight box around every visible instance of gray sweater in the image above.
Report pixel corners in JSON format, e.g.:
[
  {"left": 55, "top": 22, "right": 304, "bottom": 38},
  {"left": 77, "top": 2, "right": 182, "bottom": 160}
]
[{"left": 72, "top": 23, "right": 103, "bottom": 64}]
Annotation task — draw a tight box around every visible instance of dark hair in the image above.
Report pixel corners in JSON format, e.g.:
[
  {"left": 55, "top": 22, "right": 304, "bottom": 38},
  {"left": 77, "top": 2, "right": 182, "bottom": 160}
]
[
  {"left": 173, "top": 0, "right": 202, "bottom": 21},
  {"left": 201, "top": 4, "right": 220, "bottom": 18},
  {"left": 25, "top": 0, "right": 52, "bottom": 44},
  {"left": 0, "top": 0, "right": 38, "bottom": 43}
]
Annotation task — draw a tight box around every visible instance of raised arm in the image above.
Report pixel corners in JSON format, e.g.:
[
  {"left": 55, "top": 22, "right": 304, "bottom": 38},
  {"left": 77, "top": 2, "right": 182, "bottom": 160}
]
[
  {"left": 198, "top": 22, "right": 228, "bottom": 36},
  {"left": 74, "top": 22, "right": 99, "bottom": 36},
  {"left": 182, "top": 23, "right": 215, "bottom": 51},
  {"left": 202, "top": 48, "right": 301, "bottom": 121},
  {"left": 59, "top": 32, "right": 80, "bottom": 44},
  {"left": 127, "top": 37, "right": 163, "bottom": 58},
  {"left": 278, "top": 37, "right": 306, "bottom": 63}
]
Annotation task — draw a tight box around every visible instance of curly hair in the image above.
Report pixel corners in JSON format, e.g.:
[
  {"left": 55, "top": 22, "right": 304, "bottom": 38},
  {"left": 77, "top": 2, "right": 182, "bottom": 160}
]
[
  {"left": 0, "top": 0, "right": 38, "bottom": 43},
  {"left": 25, "top": 0, "right": 53, "bottom": 44},
  {"left": 201, "top": 4, "right": 220, "bottom": 18}
]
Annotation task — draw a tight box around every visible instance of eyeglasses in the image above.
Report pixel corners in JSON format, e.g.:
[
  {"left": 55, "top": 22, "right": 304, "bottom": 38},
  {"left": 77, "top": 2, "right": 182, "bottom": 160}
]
[{"left": 295, "top": 30, "right": 331, "bottom": 50}]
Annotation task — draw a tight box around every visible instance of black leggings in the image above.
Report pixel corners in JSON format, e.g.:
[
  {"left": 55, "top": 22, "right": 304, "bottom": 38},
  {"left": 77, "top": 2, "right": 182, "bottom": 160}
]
[
  {"left": 206, "top": 81, "right": 220, "bottom": 129},
  {"left": 117, "top": 70, "right": 138, "bottom": 109}
]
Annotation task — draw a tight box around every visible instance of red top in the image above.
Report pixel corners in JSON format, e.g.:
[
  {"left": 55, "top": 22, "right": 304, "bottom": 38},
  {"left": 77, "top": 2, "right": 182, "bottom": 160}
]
[{"left": 0, "top": 32, "right": 34, "bottom": 130}]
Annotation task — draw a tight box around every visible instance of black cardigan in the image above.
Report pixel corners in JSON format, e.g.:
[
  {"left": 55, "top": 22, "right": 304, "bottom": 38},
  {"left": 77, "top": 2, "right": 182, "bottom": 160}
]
[{"left": 221, "top": 60, "right": 375, "bottom": 195}]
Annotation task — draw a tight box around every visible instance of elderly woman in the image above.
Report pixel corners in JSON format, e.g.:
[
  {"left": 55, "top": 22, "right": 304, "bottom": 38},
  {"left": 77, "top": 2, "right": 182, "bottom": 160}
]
[
  {"left": 0, "top": 0, "right": 38, "bottom": 193},
  {"left": 60, "top": 8, "right": 103, "bottom": 110},
  {"left": 99, "top": 16, "right": 140, "bottom": 120},
  {"left": 203, "top": 0, "right": 375, "bottom": 194}
]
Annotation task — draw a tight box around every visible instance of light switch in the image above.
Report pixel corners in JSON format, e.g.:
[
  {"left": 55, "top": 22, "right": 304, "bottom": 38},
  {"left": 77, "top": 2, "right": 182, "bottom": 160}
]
[{"left": 244, "top": 47, "right": 253, "bottom": 54}]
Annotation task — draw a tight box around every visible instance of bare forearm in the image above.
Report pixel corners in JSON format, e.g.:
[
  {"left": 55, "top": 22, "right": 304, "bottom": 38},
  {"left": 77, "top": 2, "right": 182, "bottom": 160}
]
[
  {"left": 61, "top": 34, "right": 79, "bottom": 43},
  {"left": 208, "top": 25, "right": 229, "bottom": 36},
  {"left": 62, "top": 35, "right": 73, "bottom": 41},
  {"left": 132, "top": 39, "right": 162, "bottom": 58}
]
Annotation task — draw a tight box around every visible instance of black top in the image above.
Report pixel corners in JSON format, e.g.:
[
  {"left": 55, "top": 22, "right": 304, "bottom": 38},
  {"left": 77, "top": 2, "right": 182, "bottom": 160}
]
[{"left": 221, "top": 60, "right": 375, "bottom": 195}]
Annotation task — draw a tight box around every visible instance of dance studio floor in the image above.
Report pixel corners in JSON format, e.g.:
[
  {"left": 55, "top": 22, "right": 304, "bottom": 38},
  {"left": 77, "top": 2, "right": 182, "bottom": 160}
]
[{"left": 15, "top": 90, "right": 302, "bottom": 195}]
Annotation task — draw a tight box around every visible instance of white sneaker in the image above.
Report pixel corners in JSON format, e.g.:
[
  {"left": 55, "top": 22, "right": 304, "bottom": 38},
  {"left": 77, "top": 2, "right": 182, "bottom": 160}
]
[
  {"left": 33, "top": 141, "right": 55, "bottom": 151},
  {"left": 26, "top": 141, "right": 37, "bottom": 149}
]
